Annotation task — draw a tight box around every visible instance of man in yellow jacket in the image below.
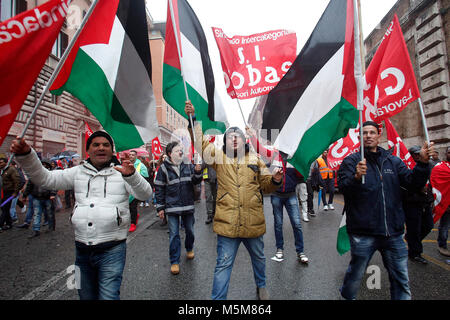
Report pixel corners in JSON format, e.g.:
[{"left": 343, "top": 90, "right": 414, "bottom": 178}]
[{"left": 185, "top": 102, "right": 283, "bottom": 300}]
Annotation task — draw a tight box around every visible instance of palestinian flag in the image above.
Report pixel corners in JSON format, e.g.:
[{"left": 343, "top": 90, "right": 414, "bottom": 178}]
[
  {"left": 163, "top": 0, "right": 226, "bottom": 134},
  {"left": 260, "top": 0, "right": 359, "bottom": 178},
  {"left": 50, "top": 0, "right": 160, "bottom": 151},
  {"left": 337, "top": 213, "right": 351, "bottom": 255}
]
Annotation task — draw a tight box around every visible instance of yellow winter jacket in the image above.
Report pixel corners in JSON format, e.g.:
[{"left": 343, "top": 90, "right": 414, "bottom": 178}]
[{"left": 191, "top": 124, "right": 281, "bottom": 238}]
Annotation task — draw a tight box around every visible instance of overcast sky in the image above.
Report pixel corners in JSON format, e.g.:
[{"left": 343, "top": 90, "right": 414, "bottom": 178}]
[{"left": 146, "top": 0, "right": 399, "bottom": 128}]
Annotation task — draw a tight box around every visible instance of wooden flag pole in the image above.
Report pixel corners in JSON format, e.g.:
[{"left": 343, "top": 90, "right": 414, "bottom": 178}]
[
  {"left": 168, "top": 0, "right": 196, "bottom": 144},
  {"left": 3, "top": 0, "right": 99, "bottom": 172}
]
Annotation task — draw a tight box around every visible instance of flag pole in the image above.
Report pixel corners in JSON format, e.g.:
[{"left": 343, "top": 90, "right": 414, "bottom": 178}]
[
  {"left": 168, "top": 0, "right": 196, "bottom": 144},
  {"left": 354, "top": 0, "right": 366, "bottom": 183},
  {"left": 417, "top": 97, "right": 430, "bottom": 145},
  {"left": 235, "top": 98, "right": 248, "bottom": 128},
  {"left": 4, "top": 0, "right": 100, "bottom": 170}
]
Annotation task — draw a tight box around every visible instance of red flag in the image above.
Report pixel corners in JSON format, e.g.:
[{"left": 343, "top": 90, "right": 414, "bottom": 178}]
[
  {"left": 84, "top": 121, "right": 94, "bottom": 146},
  {"left": 363, "top": 15, "right": 420, "bottom": 122},
  {"left": 212, "top": 27, "right": 297, "bottom": 100},
  {"left": 327, "top": 128, "right": 360, "bottom": 172},
  {"left": 0, "top": 0, "right": 69, "bottom": 147},
  {"left": 430, "top": 161, "right": 450, "bottom": 223},
  {"left": 384, "top": 119, "right": 416, "bottom": 169},
  {"left": 151, "top": 137, "right": 163, "bottom": 160}
]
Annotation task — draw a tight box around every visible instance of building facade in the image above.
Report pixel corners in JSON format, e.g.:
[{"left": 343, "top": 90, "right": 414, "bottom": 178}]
[{"left": 364, "top": 0, "right": 449, "bottom": 158}]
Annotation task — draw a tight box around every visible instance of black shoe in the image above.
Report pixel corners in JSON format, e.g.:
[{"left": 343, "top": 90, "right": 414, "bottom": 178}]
[
  {"left": 1, "top": 225, "right": 12, "bottom": 231},
  {"left": 28, "top": 231, "right": 40, "bottom": 239},
  {"left": 410, "top": 255, "right": 428, "bottom": 264},
  {"left": 16, "top": 223, "right": 30, "bottom": 229}
]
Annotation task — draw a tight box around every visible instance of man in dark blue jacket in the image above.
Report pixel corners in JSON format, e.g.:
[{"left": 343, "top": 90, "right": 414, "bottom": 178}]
[{"left": 338, "top": 121, "right": 434, "bottom": 300}]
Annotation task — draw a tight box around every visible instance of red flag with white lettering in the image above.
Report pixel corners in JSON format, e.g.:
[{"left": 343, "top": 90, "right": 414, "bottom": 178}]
[
  {"left": 384, "top": 119, "right": 415, "bottom": 169},
  {"left": 327, "top": 127, "right": 360, "bottom": 172},
  {"left": 0, "top": 0, "right": 69, "bottom": 147},
  {"left": 212, "top": 27, "right": 297, "bottom": 100},
  {"left": 151, "top": 137, "right": 163, "bottom": 160},
  {"left": 430, "top": 161, "right": 450, "bottom": 223},
  {"left": 363, "top": 14, "right": 420, "bottom": 122}
]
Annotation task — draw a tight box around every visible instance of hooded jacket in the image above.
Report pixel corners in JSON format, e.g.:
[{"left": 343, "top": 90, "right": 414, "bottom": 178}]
[
  {"left": 191, "top": 124, "right": 281, "bottom": 238},
  {"left": 16, "top": 149, "right": 152, "bottom": 246},
  {"left": 338, "top": 147, "right": 430, "bottom": 237}
]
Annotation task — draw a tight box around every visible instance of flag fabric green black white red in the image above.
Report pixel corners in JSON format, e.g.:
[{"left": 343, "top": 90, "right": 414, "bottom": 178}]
[
  {"left": 337, "top": 213, "right": 351, "bottom": 255},
  {"left": 259, "top": 0, "right": 359, "bottom": 179},
  {"left": 0, "top": 0, "right": 68, "bottom": 147},
  {"left": 50, "top": 0, "right": 159, "bottom": 151},
  {"left": 163, "top": 0, "right": 226, "bottom": 134}
]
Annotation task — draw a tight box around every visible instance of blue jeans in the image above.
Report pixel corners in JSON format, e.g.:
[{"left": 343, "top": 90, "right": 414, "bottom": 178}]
[
  {"left": 32, "top": 199, "right": 53, "bottom": 231},
  {"left": 24, "top": 195, "right": 34, "bottom": 224},
  {"left": 75, "top": 241, "right": 126, "bottom": 300},
  {"left": 271, "top": 195, "right": 304, "bottom": 253},
  {"left": 9, "top": 196, "right": 19, "bottom": 220},
  {"left": 340, "top": 233, "right": 411, "bottom": 300},
  {"left": 167, "top": 213, "right": 195, "bottom": 264},
  {"left": 212, "top": 235, "right": 266, "bottom": 300},
  {"left": 438, "top": 210, "right": 450, "bottom": 249}
]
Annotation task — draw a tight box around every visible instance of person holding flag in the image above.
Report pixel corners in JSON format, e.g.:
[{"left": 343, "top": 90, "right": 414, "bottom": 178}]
[
  {"left": 402, "top": 145, "right": 434, "bottom": 264},
  {"left": 338, "top": 121, "right": 434, "bottom": 300},
  {"left": 10, "top": 132, "right": 152, "bottom": 300},
  {"left": 186, "top": 101, "right": 283, "bottom": 300}
]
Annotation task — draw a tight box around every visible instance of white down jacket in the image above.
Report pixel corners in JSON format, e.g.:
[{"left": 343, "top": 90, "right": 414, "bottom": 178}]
[{"left": 16, "top": 150, "right": 152, "bottom": 245}]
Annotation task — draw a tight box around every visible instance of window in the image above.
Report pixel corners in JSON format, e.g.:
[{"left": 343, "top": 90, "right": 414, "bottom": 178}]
[
  {"left": 0, "top": 0, "right": 12, "bottom": 22},
  {"left": 1, "top": 0, "right": 27, "bottom": 21},
  {"left": 52, "top": 32, "right": 69, "bottom": 58}
]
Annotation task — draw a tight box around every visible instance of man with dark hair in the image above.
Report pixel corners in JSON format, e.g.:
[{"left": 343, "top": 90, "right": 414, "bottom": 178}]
[
  {"left": 155, "top": 141, "right": 202, "bottom": 275},
  {"left": 338, "top": 121, "right": 434, "bottom": 300},
  {"left": 128, "top": 149, "right": 149, "bottom": 232},
  {"left": 185, "top": 101, "right": 283, "bottom": 300},
  {"left": 10, "top": 131, "right": 152, "bottom": 300},
  {"left": 402, "top": 145, "right": 434, "bottom": 264},
  {"left": 0, "top": 157, "right": 20, "bottom": 231}
]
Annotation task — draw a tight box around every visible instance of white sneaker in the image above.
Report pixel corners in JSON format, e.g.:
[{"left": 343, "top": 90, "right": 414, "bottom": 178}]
[
  {"left": 139, "top": 203, "right": 144, "bottom": 207},
  {"left": 145, "top": 203, "right": 149, "bottom": 207},
  {"left": 302, "top": 212, "right": 309, "bottom": 222},
  {"left": 329, "top": 204, "right": 334, "bottom": 210},
  {"left": 275, "top": 249, "right": 284, "bottom": 259},
  {"left": 297, "top": 252, "right": 309, "bottom": 264},
  {"left": 21, "top": 205, "right": 27, "bottom": 213},
  {"left": 324, "top": 205, "right": 329, "bottom": 211}
]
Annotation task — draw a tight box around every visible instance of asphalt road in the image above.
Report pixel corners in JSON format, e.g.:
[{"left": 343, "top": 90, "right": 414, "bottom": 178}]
[{"left": 0, "top": 191, "right": 449, "bottom": 301}]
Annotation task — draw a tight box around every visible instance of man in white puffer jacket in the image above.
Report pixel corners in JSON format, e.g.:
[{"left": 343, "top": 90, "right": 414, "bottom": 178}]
[{"left": 10, "top": 131, "right": 152, "bottom": 300}]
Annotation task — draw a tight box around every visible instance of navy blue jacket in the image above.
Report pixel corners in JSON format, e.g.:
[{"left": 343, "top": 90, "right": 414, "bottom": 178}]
[
  {"left": 338, "top": 147, "right": 430, "bottom": 237},
  {"left": 275, "top": 167, "right": 301, "bottom": 195},
  {"left": 154, "top": 160, "right": 202, "bottom": 215}
]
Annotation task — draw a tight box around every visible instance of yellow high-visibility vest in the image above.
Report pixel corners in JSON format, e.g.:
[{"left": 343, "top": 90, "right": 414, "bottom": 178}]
[{"left": 203, "top": 168, "right": 208, "bottom": 179}]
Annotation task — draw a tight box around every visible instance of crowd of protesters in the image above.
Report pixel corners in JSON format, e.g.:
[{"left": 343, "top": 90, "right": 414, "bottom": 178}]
[{"left": 1, "top": 101, "right": 448, "bottom": 301}]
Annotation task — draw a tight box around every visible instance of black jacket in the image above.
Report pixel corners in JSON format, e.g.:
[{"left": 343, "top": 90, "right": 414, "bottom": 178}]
[
  {"left": 338, "top": 147, "right": 430, "bottom": 237},
  {"left": 23, "top": 181, "right": 56, "bottom": 200},
  {"left": 154, "top": 159, "right": 202, "bottom": 215}
]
